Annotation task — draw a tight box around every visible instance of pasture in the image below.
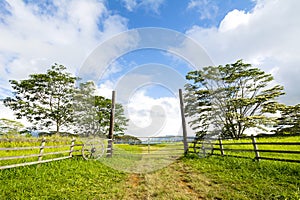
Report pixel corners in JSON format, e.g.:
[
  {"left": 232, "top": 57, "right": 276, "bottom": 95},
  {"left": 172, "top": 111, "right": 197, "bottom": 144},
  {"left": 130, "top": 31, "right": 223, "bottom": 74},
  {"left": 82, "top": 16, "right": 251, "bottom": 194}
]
[{"left": 0, "top": 136, "right": 299, "bottom": 199}]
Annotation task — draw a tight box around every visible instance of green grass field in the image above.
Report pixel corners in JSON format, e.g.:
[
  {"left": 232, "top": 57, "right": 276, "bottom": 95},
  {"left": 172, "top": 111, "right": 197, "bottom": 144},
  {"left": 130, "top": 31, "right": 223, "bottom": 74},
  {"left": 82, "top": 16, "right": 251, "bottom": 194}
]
[
  {"left": 0, "top": 157, "right": 127, "bottom": 199},
  {"left": 0, "top": 135, "right": 299, "bottom": 199}
]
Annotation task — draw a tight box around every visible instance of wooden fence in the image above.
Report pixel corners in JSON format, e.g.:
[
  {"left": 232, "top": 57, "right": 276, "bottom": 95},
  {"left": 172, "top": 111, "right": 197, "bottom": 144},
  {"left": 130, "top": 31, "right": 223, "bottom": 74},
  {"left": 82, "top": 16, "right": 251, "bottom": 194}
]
[
  {"left": 113, "top": 136, "right": 185, "bottom": 157},
  {"left": 190, "top": 135, "right": 300, "bottom": 163},
  {"left": 0, "top": 137, "right": 82, "bottom": 170}
]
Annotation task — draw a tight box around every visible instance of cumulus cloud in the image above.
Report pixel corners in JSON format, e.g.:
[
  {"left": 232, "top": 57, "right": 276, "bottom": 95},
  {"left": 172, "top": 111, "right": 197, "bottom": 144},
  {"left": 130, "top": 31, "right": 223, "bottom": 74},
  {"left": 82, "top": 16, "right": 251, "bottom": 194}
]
[
  {"left": 219, "top": 9, "right": 250, "bottom": 32},
  {"left": 88, "top": 74, "right": 191, "bottom": 137},
  {"left": 0, "top": 0, "right": 128, "bottom": 99},
  {"left": 126, "top": 89, "right": 182, "bottom": 137},
  {"left": 186, "top": 0, "right": 300, "bottom": 105},
  {"left": 0, "top": 0, "right": 128, "bottom": 125},
  {"left": 2, "top": 0, "right": 299, "bottom": 137},
  {"left": 95, "top": 80, "right": 115, "bottom": 99}
]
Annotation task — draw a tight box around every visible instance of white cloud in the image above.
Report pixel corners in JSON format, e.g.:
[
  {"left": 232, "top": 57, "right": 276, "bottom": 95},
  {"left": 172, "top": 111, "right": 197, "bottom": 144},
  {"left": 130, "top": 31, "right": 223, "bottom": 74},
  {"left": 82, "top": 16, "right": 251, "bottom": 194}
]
[
  {"left": 95, "top": 80, "right": 114, "bottom": 99},
  {"left": 141, "top": 0, "right": 165, "bottom": 14},
  {"left": 219, "top": 9, "right": 250, "bottom": 32},
  {"left": 0, "top": 101, "right": 31, "bottom": 127},
  {"left": 0, "top": 0, "right": 128, "bottom": 98},
  {"left": 187, "top": 0, "right": 218, "bottom": 20},
  {"left": 3, "top": 0, "right": 299, "bottom": 138},
  {"left": 122, "top": 0, "right": 138, "bottom": 12},
  {"left": 122, "top": 0, "right": 165, "bottom": 14},
  {"left": 90, "top": 77, "right": 188, "bottom": 137},
  {"left": 186, "top": 0, "right": 300, "bottom": 105},
  {"left": 0, "top": 0, "right": 129, "bottom": 124},
  {"left": 126, "top": 89, "right": 182, "bottom": 137}
]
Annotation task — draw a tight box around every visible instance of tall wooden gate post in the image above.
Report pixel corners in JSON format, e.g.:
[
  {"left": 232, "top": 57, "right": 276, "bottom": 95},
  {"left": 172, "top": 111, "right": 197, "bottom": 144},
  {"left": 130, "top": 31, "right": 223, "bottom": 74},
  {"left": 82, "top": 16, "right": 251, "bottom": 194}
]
[
  {"left": 179, "top": 89, "right": 188, "bottom": 154},
  {"left": 107, "top": 91, "right": 116, "bottom": 157}
]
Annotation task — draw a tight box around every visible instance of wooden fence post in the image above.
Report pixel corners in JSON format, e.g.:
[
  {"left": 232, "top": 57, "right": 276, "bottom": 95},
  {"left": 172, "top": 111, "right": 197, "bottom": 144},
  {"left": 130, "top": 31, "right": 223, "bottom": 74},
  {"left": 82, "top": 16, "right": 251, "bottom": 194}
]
[
  {"left": 38, "top": 137, "right": 46, "bottom": 161},
  {"left": 148, "top": 137, "right": 150, "bottom": 154},
  {"left": 69, "top": 138, "right": 75, "bottom": 157},
  {"left": 251, "top": 135, "right": 260, "bottom": 161},
  {"left": 107, "top": 91, "right": 115, "bottom": 157},
  {"left": 179, "top": 89, "right": 188, "bottom": 154},
  {"left": 219, "top": 138, "right": 224, "bottom": 156}
]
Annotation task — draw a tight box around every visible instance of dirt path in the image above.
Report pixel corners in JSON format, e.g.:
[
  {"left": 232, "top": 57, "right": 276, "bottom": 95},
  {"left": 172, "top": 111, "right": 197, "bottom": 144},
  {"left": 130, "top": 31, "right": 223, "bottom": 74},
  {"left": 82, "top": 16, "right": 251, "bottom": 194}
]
[{"left": 120, "top": 160, "right": 214, "bottom": 200}]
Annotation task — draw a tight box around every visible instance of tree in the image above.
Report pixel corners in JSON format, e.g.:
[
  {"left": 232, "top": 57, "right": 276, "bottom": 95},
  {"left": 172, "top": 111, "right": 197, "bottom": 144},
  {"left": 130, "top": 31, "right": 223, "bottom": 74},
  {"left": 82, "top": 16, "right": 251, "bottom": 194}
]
[
  {"left": 276, "top": 104, "right": 300, "bottom": 134},
  {"left": 73, "top": 81, "right": 99, "bottom": 136},
  {"left": 114, "top": 103, "right": 129, "bottom": 135},
  {"left": 114, "top": 135, "right": 142, "bottom": 144},
  {"left": 185, "top": 60, "right": 285, "bottom": 139},
  {"left": 0, "top": 118, "right": 24, "bottom": 135},
  {"left": 94, "top": 96, "right": 128, "bottom": 135},
  {"left": 73, "top": 81, "right": 128, "bottom": 136},
  {"left": 4, "top": 64, "right": 77, "bottom": 133}
]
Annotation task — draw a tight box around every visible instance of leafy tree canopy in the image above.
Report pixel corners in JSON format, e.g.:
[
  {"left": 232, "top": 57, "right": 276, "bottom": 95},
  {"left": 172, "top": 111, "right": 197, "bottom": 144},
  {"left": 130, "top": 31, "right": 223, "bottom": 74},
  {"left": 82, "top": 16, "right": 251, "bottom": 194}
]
[
  {"left": 4, "top": 64, "right": 77, "bottom": 133},
  {"left": 73, "top": 81, "right": 128, "bottom": 136},
  {"left": 185, "top": 60, "right": 285, "bottom": 139},
  {"left": 4, "top": 64, "right": 128, "bottom": 137},
  {"left": 0, "top": 118, "right": 24, "bottom": 135},
  {"left": 276, "top": 104, "right": 300, "bottom": 135},
  {"left": 114, "top": 135, "right": 141, "bottom": 144}
]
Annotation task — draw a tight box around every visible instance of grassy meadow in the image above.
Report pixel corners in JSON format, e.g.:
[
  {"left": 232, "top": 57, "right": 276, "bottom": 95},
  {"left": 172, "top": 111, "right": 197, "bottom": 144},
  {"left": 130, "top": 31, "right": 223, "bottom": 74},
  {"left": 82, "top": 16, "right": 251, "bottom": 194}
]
[{"left": 0, "top": 135, "right": 299, "bottom": 199}]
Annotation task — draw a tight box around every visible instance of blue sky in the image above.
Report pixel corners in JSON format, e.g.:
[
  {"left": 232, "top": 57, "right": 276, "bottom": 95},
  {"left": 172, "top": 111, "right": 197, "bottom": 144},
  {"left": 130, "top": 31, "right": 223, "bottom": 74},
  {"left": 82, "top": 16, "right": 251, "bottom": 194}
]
[
  {"left": 0, "top": 0, "right": 299, "bottom": 136},
  {"left": 87, "top": 0, "right": 256, "bottom": 99},
  {"left": 108, "top": 0, "right": 255, "bottom": 30}
]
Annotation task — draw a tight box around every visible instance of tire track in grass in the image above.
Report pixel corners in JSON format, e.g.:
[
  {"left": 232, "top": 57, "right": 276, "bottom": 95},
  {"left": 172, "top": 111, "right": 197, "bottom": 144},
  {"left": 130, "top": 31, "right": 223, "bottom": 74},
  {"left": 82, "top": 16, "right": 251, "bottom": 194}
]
[{"left": 121, "top": 160, "right": 211, "bottom": 199}]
